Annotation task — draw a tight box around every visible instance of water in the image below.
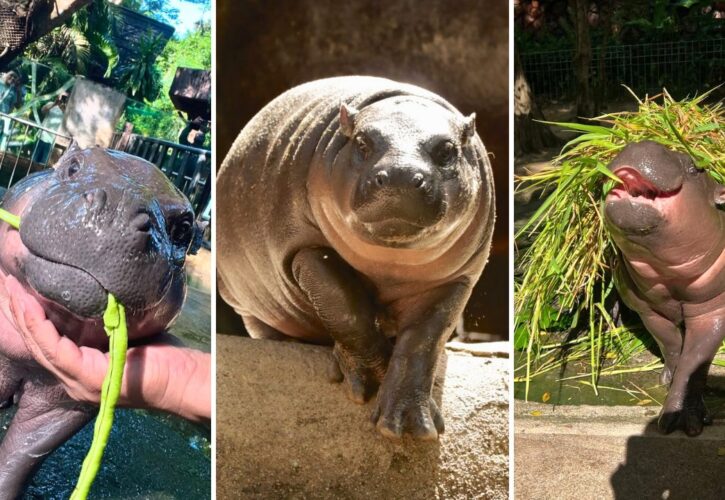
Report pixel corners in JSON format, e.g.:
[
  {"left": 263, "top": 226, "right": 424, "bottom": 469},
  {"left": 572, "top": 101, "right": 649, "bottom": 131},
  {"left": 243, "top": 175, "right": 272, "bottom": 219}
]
[
  {"left": 514, "top": 351, "right": 725, "bottom": 419},
  {"left": 1, "top": 285, "right": 212, "bottom": 499}
]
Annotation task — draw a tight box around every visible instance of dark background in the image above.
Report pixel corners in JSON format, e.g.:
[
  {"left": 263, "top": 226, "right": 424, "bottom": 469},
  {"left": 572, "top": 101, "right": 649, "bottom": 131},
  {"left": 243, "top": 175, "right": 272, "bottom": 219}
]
[{"left": 216, "top": 0, "right": 510, "bottom": 340}]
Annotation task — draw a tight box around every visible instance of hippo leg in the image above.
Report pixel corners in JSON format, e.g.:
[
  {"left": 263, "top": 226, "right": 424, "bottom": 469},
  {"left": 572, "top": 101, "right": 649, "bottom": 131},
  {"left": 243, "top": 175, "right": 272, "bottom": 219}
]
[
  {"left": 0, "top": 360, "right": 22, "bottom": 409},
  {"left": 0, "top": 377, "right": 95, "bottom": 496},
  {"left": 292, "top": 248, "right": 392, "bottom": 403},
  {"left": 658, "top": 314, "right": 724, "bottom": 436},
  {"left": 639, "top": 312, "right": 683, "bottom": 385},
  {"left": 373, "top": 281, "right": 471, "bottom": 440}
]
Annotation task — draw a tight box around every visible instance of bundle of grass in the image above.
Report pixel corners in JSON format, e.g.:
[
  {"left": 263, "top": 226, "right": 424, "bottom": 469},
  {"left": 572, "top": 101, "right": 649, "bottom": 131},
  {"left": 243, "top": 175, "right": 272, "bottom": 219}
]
[{"left": 514, "top": 88, "right": 725, "bottom": 399}]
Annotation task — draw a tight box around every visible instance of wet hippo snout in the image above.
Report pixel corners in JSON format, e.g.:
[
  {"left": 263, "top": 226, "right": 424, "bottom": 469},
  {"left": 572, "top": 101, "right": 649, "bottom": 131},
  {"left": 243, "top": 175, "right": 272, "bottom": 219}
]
[
  {"left": 354, "top": 165, "right": 442, "bottom": 227},
  {"left": 370, "top": 166, "right": 432, "bottom": 192}
]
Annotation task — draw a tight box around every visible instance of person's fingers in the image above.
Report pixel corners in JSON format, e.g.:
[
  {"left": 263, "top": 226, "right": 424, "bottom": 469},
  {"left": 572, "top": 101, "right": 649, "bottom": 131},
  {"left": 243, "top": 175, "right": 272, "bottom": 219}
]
[
  {"left": 6, "top": 275, "right": 45, "bottom": 320},
  {"left": 7, "top": 278, "right": 81, "bottom": 377},
  {"left": 0, "top": 275, "right": 15, "bottom": 326},
  {"left": 9, "top": 289, "right": 108, "bottom": 403}
]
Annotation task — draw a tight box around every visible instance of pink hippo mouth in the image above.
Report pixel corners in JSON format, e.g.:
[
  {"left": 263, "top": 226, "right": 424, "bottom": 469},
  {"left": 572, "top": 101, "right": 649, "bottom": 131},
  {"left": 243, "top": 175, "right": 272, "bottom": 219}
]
[
  {"left": 607, "top": 167, "right": 682, "bottom": 206},
  {"left": 604, "top": 166, "right": 684, "bottom": 236}
]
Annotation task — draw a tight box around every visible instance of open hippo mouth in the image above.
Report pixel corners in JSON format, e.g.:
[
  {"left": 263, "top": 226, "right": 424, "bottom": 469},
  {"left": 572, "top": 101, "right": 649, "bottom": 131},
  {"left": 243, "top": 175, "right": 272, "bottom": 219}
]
[
  {"left": 604, "top": 167, "right": 682, "bottom": 236},
  {"left": 607, "top": 167, "right": 682, "bottom": 202}
]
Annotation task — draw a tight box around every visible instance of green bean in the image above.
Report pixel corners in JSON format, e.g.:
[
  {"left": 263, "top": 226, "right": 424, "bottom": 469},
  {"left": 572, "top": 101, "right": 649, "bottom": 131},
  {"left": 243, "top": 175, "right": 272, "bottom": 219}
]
[{"left": 71, "top": 293, "right": 128, "bottom": 500}]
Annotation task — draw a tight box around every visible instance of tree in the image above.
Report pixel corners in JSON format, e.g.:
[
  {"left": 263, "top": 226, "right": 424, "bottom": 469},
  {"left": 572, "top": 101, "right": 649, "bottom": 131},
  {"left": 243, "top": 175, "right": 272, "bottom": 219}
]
[
  {"left": 514, "top": 50, "right": 558, "bottom": 156},
  {"left": 570, "top": 0, "right": 595, "bottom": 118},
  {"left": 116, "top": 33, "right": 165, "bottom": 101},
  {"left": 0, "top": 0, "right": 93, "bottom": 68}
]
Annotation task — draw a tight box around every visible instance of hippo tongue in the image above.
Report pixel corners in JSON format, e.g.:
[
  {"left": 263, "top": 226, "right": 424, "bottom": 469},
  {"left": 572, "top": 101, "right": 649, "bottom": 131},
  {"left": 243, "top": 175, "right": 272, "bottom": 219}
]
[
  {"left": 614, "top": 167, "right": 661, "bottom": 199},
  {"left": 612, "top": 167, "right": 680, "bottom": 200}
]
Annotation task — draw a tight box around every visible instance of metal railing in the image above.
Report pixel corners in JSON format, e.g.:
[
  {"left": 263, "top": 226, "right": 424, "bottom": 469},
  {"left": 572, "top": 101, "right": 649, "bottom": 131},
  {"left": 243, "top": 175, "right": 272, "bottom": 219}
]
[
  {"left": 522, "top": 38, "right": 725, "bottom": 102},
  {"left": 111, "top": 133, "right": 211, "bottom": 216},
  {"left": 0, "top": 112, "right": 70, "bottom": 190}
]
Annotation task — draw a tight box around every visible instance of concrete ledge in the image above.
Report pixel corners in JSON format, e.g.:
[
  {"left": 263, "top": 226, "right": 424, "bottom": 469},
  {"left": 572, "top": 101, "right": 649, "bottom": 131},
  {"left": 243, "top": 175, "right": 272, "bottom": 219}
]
[
  {"left": 515, "top": 402, "right": 725, "bottom": 500},
  {"left": 217, "top": 336, "right": 509, "bottom": 499}
]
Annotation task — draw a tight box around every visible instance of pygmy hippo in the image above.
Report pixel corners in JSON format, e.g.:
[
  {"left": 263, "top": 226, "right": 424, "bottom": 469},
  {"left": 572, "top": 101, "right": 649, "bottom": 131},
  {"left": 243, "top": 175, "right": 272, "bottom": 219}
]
[
  {"left": 218, "top": 76, "right": 495, "bottom": 440},
  {"left": 0, "top": 146, "right": 199, "bottom": 495},
  {"left": 604, "top": 140, "right": 725, "bottom": 436}
]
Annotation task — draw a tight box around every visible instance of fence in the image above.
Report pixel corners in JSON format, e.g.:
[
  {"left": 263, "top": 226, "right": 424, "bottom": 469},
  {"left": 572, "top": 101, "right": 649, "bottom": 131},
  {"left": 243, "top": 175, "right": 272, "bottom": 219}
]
[
  {"left": 521, "top": 38, "right": 725, "bottom": 103},
  {"left": 0, "top": 112, "right": 71, "bottom": 191},
  {"left": 111, "top": 133, "right": 212, "bottom": 217},
  {"left": 0, "top": 114, "right": 211, "bottom": 220}
]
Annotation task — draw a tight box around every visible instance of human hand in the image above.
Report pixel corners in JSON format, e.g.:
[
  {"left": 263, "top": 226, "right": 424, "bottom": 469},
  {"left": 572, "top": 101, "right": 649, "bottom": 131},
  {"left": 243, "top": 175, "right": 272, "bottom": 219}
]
[{"left": 2, "top": 275, "right": 211, "bottom": 422}]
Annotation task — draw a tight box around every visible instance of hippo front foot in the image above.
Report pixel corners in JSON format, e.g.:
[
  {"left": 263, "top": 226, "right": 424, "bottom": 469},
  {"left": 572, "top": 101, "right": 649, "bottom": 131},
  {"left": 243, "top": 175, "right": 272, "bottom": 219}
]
[
  {"left": 371, "top": 393, "right": 444, "bottom": 441},
  {"left": 658, "top": 397, "right": 712, "bottom": 437},
  {"left": 329, "top": 344, "right": 388, "bottom": 404}
]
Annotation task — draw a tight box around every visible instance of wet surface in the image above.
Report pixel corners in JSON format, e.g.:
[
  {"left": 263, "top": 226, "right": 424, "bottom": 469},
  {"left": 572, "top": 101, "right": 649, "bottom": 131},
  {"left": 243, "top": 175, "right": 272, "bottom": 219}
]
[
  {"left": 514, "top": 351, "right": 725, "bottom": 421},
  {"left": 0, "top": 283, "right": 211, "bottom": 499}
]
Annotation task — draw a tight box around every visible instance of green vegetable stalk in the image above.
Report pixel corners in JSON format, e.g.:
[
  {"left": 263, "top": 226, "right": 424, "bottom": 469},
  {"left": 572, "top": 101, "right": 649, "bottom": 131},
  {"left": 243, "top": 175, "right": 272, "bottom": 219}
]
[
  {"left": 0, "top": 208, "right": 20, "bottom": 229},
  {"left": 71, "top": 293, "right": 128, "bottom": 499}
]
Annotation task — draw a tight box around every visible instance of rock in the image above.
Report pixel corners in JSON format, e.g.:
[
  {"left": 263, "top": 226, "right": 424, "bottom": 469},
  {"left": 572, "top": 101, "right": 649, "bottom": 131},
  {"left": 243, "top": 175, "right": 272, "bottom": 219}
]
[{"left": 216, "top": 335, "right": 509, "bottom": 499}]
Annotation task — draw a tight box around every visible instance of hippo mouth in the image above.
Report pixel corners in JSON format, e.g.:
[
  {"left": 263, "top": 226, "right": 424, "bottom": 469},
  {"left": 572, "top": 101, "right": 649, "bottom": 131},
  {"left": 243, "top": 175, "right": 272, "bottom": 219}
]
[
  {"left": 359, "top": 217, "right": 431, "bottom": 242},
  {"left": 23, "top": 252, "right": 109, "bottom": 318},
  {"left": 604, "top": 167, "right": 681, "bottom": 236},
  {"left": 22, "top": 246, "right": 173, "bottom": 319},
  {"left": 607, "top": 167, "right": 682, "bottom": 204}
]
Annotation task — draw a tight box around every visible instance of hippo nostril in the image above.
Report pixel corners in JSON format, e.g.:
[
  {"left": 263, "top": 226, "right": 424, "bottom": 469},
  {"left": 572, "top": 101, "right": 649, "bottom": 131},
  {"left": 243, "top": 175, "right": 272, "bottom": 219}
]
[
  {"left": 83, "top": 189, "right": 107, "bottom": 212},
  {"left": 375, "top": 171, "right": 388, "bottom": 187},
  {"left": 412, "top": 173, "right": 426, "bottom": 189},
  {"left": 132, "top": 212, "right": 152, "bottom": 233}
]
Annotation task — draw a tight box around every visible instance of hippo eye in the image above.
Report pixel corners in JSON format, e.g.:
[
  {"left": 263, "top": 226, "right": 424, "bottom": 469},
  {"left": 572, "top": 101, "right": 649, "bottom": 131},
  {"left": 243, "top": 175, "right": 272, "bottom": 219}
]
[
  {"left": 67, "top": 160, "right": 81, "bottom": 178},
  {"left": 170, "top": 217, "right": 193, "bottom": 247},
  {"left": 432, "top": 140, "right": 457, "bottom": 166},
  {"left": 354, "top": 135, "right": 371, "bottom": 160}
]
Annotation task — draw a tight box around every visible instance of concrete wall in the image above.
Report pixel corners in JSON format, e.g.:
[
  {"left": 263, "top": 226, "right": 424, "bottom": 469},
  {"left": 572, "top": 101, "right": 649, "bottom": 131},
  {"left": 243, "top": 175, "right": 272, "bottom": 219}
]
[{"left": 61, "top": 77, "right": 126, "bottom": 148}]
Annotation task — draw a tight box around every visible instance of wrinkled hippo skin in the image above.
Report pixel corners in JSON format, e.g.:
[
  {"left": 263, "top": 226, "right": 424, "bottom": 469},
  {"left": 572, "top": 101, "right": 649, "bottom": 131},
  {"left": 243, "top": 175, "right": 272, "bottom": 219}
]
[
  {"left": 0, "top": 146, "right": 199, "bottom": 496},
  {"left": 604, "top": 140, "right": 725, "bottom": 436},
  {"left": 218, "top": 76, "right": 495, "bottom": 440}
]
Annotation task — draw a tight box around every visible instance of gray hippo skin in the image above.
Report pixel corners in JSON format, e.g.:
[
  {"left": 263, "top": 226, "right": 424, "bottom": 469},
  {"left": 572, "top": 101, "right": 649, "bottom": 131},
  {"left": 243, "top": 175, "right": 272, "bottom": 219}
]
[
  {"left": 217, "top": 76, "right": 495, "bottom": 440},
  {"left": 0, "top": 146, "right": 198, "bottom": 496},
  {"left": 604, "top": 140, "right": 725, "bottom": 436}
]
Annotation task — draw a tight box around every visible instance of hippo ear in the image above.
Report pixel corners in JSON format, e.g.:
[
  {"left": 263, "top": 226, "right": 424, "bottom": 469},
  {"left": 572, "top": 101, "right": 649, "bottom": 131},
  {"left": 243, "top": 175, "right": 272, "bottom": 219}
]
[
  {"left": 715, "top": 184, "right": 725, "bottom": 207},
  {"left": 462, "top": 113, "right": 476, "bottom": 145},
  {"left": 66, "top": 140, "right": 82, "bottom": 154},
  {"left": 339, "top": 103, "right": 359, "bottom": 138},
  {"left": 188, "top": 220, "right": 209, "bottom": 255}
]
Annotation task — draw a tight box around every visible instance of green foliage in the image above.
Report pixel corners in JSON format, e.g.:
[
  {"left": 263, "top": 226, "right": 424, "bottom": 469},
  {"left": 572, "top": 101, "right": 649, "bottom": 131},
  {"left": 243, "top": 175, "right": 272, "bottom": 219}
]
[
  {"left": 116, "top": 34, "right": 165, "bottom": 101},
  {"left": 19, "top": 0, "right": 211, "bottom": 144},
  {"left": 23, "top": 0, "right": 119, "bottom": 80},
  {"left": 119, "top": 22, "right": 211, "bottom": 143}
]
